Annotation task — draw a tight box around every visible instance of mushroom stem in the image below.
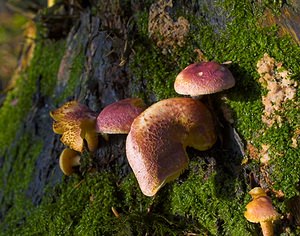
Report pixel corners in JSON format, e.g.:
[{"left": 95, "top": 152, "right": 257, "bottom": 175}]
[
  {"left": 85, "top": 131, "right": 99, "bottom": 152},
  {"left": 260, "top": 221, "right": 274, "bottom": 236},
  {"left": 191, "top": 95, "right": 203, "bottom": 100}
]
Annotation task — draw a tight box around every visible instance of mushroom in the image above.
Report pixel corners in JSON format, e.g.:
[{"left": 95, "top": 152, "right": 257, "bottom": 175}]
[
  {"left": 50, "top": 101, "right": 98, "bottom": 152},
  {"left": 96, "top": 98, "right": 146, "bottom": 135},
  {"left": 59, "top": 148, "right": 81, "bottom": 176},
  {"left": 244, "top": 187, "right": 280, "bottom": 236},
  {"left": 174, "top": 61, "right": 235, "bottom": 97},
  {"left": 126, "top": 97, "right": 217, "bottom": 196}
]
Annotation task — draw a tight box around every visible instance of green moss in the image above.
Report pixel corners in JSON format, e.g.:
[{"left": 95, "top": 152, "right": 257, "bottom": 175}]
[
  {"left": 0, "top": 39, "right": 65, "bottom": 154},
  {"left": 10, "top": 172, "right": 119, "bottom": 236},
  {"left": 0, "top": 37, "right": 75, "bottom": 234},
  {"left": 36, "top": 40, "right": 66, "bottom": 97},
  {"left": 130, "top": 46, "right": 178, "bottom": 101},
  {"left": 11, "top": 170, "right": 224, "bottom": 235},
  {"left": 0, "top": 39, "right": 62, "bottom": 232},
  {"left": 0, "top": 133, "right": 42, "bottom": 234},
  {"left": 169, "top": 160, "right": 253, "bottom": 236},
  {"left": 272, "top": 148, "right": 300, "bottom": 198},
  {"left": 55, "top": 50, "right": 85, "bottom": 103},
  {"left": 7, "top": 172, "right": 182, "bottom": 235}
]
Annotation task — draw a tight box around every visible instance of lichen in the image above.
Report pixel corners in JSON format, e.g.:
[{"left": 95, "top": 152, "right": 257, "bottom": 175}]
[
  {"left": 148, "top": 0, "right": 190, "bottom": 54},
  {"left": 257, "top": 53, "right": 298, "bottom": 127}
]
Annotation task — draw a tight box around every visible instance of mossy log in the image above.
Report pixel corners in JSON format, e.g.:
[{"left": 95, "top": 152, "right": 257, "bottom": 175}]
[{"left": 0, "top": 0, "right": 300, "bottom": 235}]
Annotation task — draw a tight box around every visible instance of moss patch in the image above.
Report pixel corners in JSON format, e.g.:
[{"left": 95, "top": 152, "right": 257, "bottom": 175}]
[
  {"left": 6, "top": 166, "right": 249, "bottom": 235},
  {"left": 0, "top": 133, "right": 42, "bottom": 234},
  {"left": 0, "top": 38, "right": 66, "bottom": 233},
  {"left": 170, "top": 160, "right": 252, "bottom": 235},
  {"left": 54, "top": 48, "right": 85, "bottom": 104},
  {"left": 1, "top": 0, "right": 300, "bottom": 235},
  {"left": 9, "top": 173, "right": 118, "bottom": 236},
  {"left": 0, "top": 39, "right": 65, "bottom": 153}
]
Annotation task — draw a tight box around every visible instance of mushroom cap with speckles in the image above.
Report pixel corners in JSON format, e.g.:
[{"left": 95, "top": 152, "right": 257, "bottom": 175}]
[
  {"left": 126, "top": 97, "right": 217, "bottom": 196},
  {"left": 174, "top": 61, "right": 235, "bottom": 96},
  {"left": 50, "top": 101, "right": 98, "bottom": 152},
  {"left": 244, "top": 187, "right": 280, "bottom": 223},
  {"left": 59, "top": 148, "right": 81, "bottom": 176},
  {"left": 96, "top": 98, "right": 146, "bottom": 134}
]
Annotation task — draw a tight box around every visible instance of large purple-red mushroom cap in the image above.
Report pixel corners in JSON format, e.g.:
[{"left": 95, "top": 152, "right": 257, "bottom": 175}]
[
  {"left": 126, "top": 97, "right": 217, "bottom": 196},
  {"left": 174, "top": 61, "right": 235, "bottom": 96},
  {"left": 96, "top": 98, "right": 146, "bottom": 134}
]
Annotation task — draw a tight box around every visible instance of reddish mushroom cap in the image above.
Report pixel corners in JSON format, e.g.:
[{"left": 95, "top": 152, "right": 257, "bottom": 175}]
[
  {"left": 126, "top": 97, "right": 217, "bottom": 196},
  {"left": 96, "top": 98, "right": 146, "bottom": 134},
  {"left": 174, "top": 61, "right": 235, "bottom": 96}
]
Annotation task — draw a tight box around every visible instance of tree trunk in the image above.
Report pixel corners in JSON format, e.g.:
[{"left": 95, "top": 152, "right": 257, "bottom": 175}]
[{"left": 1, "top": 0, "right": 299, "bottom": 235}]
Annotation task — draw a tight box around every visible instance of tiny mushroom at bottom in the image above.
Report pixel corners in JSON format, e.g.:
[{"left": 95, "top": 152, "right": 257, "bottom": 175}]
[
  {"left": 126, "top": 97, "right": 217, "bottom": 197},
  {"left": 59, "top": 148, "right": 81, "bottom": 176},
  {"left": 244, "top": 187, "right": 280, "bottom": 236}
]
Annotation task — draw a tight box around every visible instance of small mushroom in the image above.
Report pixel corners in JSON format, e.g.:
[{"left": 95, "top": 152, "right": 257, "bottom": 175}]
[
  {"left": 96, "top": 98, "right": 146, "bottom": 135},
  {"left": 50, "top": 101, "right": 98, "bottom": 152},
  {"left": 244, "top": 187, "right": 280, "bottom": 236},
  {"left": 126, "top": 97, "right": 217, "bottom": 196},
  {"left": 59, "top": 148, "right": 81, "bottom": 176},
  {"left": 174, "top": 61, "right": 235, "bottom": 97}
]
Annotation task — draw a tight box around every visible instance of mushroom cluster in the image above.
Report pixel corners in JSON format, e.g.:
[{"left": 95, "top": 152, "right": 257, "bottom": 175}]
[
  {"left": 50, "top": 98, "right": 146, "bottom": 176},
  {"left": 50, "top": 59, "right": 284, "bottom": 234},
  {"left": 50, "top": 101, "right": 99, "bottom": 176},
  {"left": 51, "top": 60, "right": 236, "bottom": 196}
]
